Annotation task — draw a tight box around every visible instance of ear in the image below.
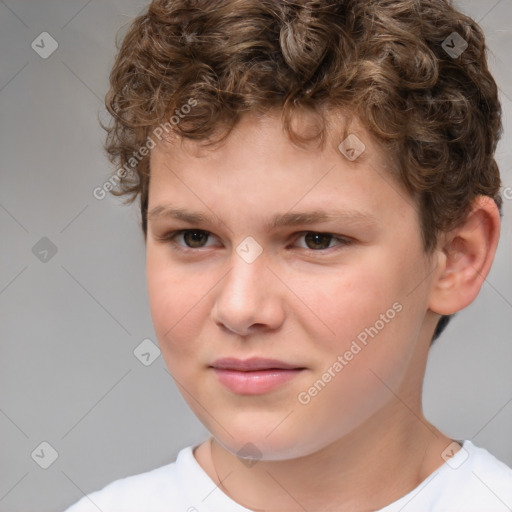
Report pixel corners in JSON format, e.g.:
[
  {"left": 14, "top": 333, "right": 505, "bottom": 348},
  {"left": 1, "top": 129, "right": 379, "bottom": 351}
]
[{"left": 428, "top": 196, "right": 501, "bottom": 315}]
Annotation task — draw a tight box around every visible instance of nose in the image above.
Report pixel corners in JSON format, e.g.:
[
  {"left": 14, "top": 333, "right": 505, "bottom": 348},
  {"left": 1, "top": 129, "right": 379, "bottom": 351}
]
[{"left": 211, "top": 250, "right": 285, "bottom": 337}]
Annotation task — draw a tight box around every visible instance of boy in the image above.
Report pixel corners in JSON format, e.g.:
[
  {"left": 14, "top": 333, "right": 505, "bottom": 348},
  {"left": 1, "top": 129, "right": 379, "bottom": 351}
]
[{"left": 66, "top": 0, "right": 512, "bottom": 510}]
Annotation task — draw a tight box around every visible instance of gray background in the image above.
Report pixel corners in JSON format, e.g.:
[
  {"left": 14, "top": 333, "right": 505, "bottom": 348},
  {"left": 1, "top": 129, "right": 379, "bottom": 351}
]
[{"left": 0, "top": 1, "right": 511, "bottom": 511}]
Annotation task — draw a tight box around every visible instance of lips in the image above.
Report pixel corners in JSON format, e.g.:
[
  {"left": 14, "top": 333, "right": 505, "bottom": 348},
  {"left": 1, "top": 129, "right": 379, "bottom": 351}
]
[
  {"left": 210, "top": 358, "right": 305, "bottom": 395},
  {"left": 211, "top": 357, "right": 302, "bottom": 371}
]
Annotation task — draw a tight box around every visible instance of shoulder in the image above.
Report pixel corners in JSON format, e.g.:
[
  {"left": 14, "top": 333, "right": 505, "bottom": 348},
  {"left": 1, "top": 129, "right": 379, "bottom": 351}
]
[
  {"left": 433, "top": 440, "right": 512, "bottom": 511},
  {"left": 63, "top": 446, "right": 194, "bottom": 512},
  {"left": 456, "top": 440, "right": 512, "bottom": 504},
  {"left": 384, "top": 440, "right": 512, "bottom": 512}
]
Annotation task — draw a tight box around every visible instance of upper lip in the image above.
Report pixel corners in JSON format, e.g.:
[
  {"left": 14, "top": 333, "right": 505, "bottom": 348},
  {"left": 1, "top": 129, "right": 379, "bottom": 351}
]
[{"left": 211, "top": 357, "right": 304, "bottom": 371}]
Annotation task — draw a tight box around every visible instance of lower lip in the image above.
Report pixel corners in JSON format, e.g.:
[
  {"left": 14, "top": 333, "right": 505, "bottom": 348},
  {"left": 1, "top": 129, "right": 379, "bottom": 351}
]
[{"left": 212, "top": 368, "right": 303, "bottom": 395}]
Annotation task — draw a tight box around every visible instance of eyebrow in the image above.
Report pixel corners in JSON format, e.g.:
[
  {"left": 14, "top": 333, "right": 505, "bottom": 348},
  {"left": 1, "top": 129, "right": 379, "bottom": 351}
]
[{"left": 147, "top": 205, "right": 377, "bottom": 230}]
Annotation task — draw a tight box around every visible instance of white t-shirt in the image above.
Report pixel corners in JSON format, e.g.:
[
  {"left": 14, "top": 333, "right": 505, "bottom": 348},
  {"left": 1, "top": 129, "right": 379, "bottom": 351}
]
[{"left": 64, "top": 440, "right": 512, "bottom": 512}]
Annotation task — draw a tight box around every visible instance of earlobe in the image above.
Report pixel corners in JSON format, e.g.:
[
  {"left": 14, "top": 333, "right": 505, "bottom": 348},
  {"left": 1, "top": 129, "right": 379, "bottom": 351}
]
[{"left": 428, "top": 196, "right": 501, "bottom": 316}]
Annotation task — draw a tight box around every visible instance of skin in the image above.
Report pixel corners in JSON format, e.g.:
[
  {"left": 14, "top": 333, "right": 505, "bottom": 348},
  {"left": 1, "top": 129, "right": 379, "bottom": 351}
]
[{"left": 145, "top": 111, "right": 500, "bottom": 511}]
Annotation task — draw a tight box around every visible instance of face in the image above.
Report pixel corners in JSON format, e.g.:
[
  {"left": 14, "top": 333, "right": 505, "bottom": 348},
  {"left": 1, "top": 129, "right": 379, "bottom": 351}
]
[{"left": 146, "top": 112, "right": 436, "bottom": 461}]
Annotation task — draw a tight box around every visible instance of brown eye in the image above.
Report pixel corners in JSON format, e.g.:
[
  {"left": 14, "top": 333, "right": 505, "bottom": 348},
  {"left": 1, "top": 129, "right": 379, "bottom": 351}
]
[
  {"left": 303, "top": 232, "right": 335, "bottom": 250},
  {"left": 182, "top": 230, "right": 210, "bottom": 248}
]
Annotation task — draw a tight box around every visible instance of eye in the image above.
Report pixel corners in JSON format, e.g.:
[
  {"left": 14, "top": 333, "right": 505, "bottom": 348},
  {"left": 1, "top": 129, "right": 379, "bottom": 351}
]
[
  {"left": 157, "top": 229, "right": 353, "bottom": 252},
  {"left": 295, "top": 232, "right": 352, "bottom": 250},
  {"left": 164, "top": 229, "right": 217, "bottom": 249}
]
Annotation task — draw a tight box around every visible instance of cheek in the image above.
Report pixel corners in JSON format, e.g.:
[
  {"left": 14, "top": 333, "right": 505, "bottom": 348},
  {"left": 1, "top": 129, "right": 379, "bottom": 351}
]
[
  {"left": 293, "top": 260, "right": 399, "bottom": 349},
  {"left": 298, "top": 253, "right": 425, "bottom": 385},
  {"left": 146, "top": 250, "right": 210, "bottom": 361},
  {"left": 292, "top": 274, "right": 417, "bottom": 447}
]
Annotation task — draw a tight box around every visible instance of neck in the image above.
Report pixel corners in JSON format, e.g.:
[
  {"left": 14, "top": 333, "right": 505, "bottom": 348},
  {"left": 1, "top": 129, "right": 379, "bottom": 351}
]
[{"left": 196, "top": 402, "right": 452, "bottom": 512}]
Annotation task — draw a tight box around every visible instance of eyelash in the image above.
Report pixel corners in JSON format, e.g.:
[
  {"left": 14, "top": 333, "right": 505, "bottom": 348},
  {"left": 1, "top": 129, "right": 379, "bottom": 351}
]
[{"left": 157, "top": 229, "right": 353, "bottom": 253}]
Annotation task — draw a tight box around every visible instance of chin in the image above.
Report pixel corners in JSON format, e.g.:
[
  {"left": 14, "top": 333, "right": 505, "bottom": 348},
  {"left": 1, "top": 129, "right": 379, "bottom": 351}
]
[{"left": 205, "top": 413, "right": 336, "bottom": 462}]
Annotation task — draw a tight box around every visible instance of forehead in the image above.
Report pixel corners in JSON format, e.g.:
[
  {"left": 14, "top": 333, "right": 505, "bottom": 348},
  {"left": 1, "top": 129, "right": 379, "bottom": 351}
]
[{"left": 147, "top": 112, "right": 415, "bottom": 227}]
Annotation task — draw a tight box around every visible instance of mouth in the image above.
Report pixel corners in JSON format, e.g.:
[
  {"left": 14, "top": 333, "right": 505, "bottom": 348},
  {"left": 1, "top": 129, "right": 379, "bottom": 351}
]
[{"left": 210, "top": 358, "right": 306, "bottom": 395}]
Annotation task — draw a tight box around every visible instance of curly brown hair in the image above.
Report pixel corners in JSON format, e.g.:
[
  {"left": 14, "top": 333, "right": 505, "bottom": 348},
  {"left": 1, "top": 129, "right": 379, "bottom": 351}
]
[{"left": 102, "top": 0, "right": 502, "bottom": 341}]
